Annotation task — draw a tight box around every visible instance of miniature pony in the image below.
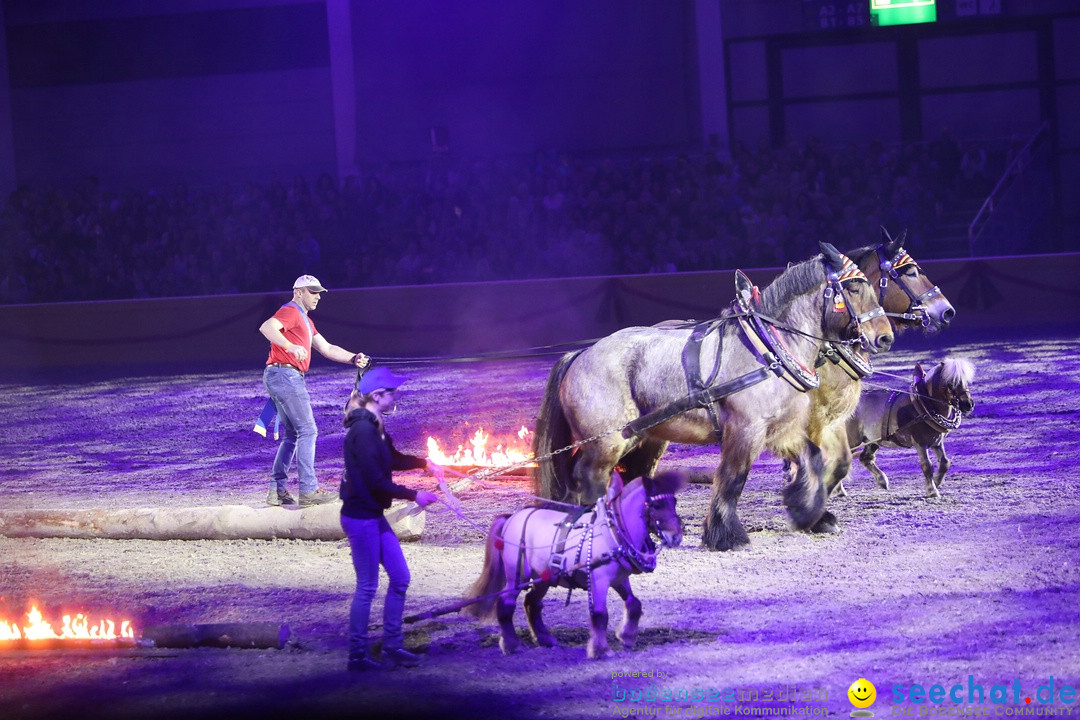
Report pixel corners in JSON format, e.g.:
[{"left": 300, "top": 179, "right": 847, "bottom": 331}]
[
  {"left": 845, "top": 358, "right": 975, "bottom": 497},
  {"left": 463, "top": 471, "right": 685, "bottom": 659}
]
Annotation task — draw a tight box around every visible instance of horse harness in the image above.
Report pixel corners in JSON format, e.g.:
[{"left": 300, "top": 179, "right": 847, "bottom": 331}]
[
  {"left": 876, "top": 245, "right": 945, "bottom": 329},
  {"left": 508, "top": 490, "right": 671, "bottom": 605},
  {"left": 878, "top": 372, "right": 963, "bottom": 445},
  {"left": 623, "top": 259, "right": 878, "bottom": 441},
  {"left": 814, "top": 244, "right": 943, "bottom": 382}
]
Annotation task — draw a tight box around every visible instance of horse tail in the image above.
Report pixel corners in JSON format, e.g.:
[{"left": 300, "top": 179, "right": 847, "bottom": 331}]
[
  {"left": 462, "top": 514, "right": 510, "bottom": 621},
  {"left": 532, "top": 350, "right": 583, "bottom": 502}
]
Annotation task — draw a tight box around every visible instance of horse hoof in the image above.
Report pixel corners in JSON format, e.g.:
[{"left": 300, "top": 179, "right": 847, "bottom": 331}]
[
  {"left": 499, "top": 637, "right": 520, "bottom": 655},
  {"left": 810, "top": 511, "right": 839, "bottom": 534},
  {"left": 702, "top": 524, "right": 751, "bottom": 552},
  {"left": 875, "top": 475, "right": 890, "bottom": 490},
  {"left": 703, "top": 538, "right": 751, "bottom": 552},
  {"left": 535, "top": 634, "right": 557, "bottom": 648},
  {"left": 617, "top": 636, "right": 637, "bottom": 650},
  {"left": 587, "top": 646, "right": 611, "bottom": 660}
]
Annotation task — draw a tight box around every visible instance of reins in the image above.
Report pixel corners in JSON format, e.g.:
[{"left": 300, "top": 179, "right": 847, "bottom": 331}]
[{"left": 874, "top": 242, "right": 945, "bottom": 329}]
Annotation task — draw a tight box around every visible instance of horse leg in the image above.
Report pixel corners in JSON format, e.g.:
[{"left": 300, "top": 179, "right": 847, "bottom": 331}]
[
  {"left": 822, "top": 429, "right": 853, "bottom": 497},
  {"left": 612, "top": 575, "right": 642, "bottom": 650},
  {"left": 782, "top": 442, "right": 829, "bottom": 533},
  {"left": 495, "top": 557, "right": 522, "bottom": 654},
  {"left": 523, "top": 583, "right": 556, "bottom": 648},
  {"left": 572, "top": 438, "right": 628, "bottom": 504},
  {"left": 702, "top": 444, "right": 754, "bottom": 551},
  {"left": 859, "top": 444, "right": 889, "bottom": 489},
  {"left": 933, "top": 441, "right": 950, "bottom": 490},
  {"left": 618, "top": 438, "right": 669, "bottom": 482},
  {"left": 781, "top": 458, "right": 797, "bottom": 486},
  {"left": 814, "top": 429, "right": 853, "bottom": 532},
  {"left": 586, "top": 572, "right": 612, "bottom": 659},
  {"left": 917, "top": 445, "right": 940, "bottom": 498},
  {"left": 825, "top": 436, "right": 851, "bottom": 498}
]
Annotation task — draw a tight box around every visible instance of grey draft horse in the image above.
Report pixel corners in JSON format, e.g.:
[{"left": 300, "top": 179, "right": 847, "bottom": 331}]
[
  {"left": 792, "top": 228, "right": 956, "bottom": 530},
  {"left": 532, "top": 243, "right": 895, "bottom": 551},
  {"left": 845, "top": 358, "right": 976, "bottom": 497}
]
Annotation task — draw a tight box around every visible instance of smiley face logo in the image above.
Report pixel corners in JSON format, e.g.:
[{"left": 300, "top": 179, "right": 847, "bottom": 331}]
[{"left": 848, "top": 678, "right": 877, "bottom": 709}]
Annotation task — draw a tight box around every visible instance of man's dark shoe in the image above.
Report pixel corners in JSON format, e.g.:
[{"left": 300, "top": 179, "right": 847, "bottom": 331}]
[
  {"left": 267, "top": 488, "right": 296, "bottom": 506},
  {"left": 299, "top": 489, "right": 339, "bottom": 508},
  {"left": 347, "top": 655, "right": 383, "bottom": 672},
  {"left": 383, "top": 647, "right": 421, "bottom": 669}
]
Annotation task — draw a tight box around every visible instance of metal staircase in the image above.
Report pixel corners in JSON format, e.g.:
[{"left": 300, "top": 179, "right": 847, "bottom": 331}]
[{"left": 967, "top": 122, "right": 1054, "bottom": 257}]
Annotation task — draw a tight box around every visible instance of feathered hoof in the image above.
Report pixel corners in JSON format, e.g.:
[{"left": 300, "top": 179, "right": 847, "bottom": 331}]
[
  {"left": 587, "top": 643, "right": 611, "bottom": 660},
  {"left": 534, "top": 633, "right": 557, "bottom": 648},
  {"left": 702, "top": 522, "right": 751, "bottom": 552},
  {"left": 810, "top": 511, "right": 839, "bottom": 534}
]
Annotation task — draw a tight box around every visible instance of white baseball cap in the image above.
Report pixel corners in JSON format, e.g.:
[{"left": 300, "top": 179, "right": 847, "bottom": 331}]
[{"left": 293, "top": 275, "right": 327, "bottom": 292}]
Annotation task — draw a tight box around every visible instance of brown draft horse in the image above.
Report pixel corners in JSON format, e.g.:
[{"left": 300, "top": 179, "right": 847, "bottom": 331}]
[
  {"left": 845, "top": 358, "right": 975, "bottom": 497},
  {"left": 463, "top": 471, "right": 685, "bottom": 659},
  {"left": 532, "top": 243, "right": 895, "bottom": 551},
  {"left": 794, "top": 227, "right": 956, "bottom": 531}
]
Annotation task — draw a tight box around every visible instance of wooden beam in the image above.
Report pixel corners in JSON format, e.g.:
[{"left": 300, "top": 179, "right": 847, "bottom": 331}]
[{"left": 0, "top": 502, "right": 425, "bottom": 541}]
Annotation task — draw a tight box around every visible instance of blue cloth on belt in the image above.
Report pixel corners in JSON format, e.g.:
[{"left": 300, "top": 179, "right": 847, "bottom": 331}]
[{"left": 253, "top": 398, "right": 280, "bottom": 440}]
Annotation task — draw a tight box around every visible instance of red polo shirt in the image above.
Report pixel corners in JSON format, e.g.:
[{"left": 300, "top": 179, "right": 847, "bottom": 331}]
[{"left": 265, "top": 303, "right": 319, "bottom": 373}]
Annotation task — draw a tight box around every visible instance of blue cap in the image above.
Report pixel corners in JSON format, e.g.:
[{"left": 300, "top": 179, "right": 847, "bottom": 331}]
[{"left": 357, "top": 366, "right": 408, "bottom": 395}]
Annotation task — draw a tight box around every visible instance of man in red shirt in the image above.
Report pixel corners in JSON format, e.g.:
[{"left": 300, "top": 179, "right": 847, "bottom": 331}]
[{"left": 259, "top": 275, "right": 370, "bottom": 507}]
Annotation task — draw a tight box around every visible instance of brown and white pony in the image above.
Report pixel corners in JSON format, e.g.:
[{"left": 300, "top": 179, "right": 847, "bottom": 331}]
[
  {"left": 845, "top": 358, "right": 975, "bottom": 497},
  {"left": 463, "top": 471, "right": 685, "bottom": 659}
]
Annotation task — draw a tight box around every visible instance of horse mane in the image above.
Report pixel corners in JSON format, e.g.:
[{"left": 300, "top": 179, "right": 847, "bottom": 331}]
[
  {"left": 642, "top": 470, "right": 687, "bottom": 497},
  {"left": 759, "top": 255, "right": 826, "bottom": 315},
  {"left": 934, "top": 357, "right": 976, "bottom": 387}
]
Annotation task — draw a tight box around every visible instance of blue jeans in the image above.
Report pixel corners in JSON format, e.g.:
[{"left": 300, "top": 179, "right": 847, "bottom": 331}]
[
  {"left": 263, "top": 365, "right": 319, "bottom": 495},
  {"left": 342, "top": 514, "right": 411, "bottom": 658}
]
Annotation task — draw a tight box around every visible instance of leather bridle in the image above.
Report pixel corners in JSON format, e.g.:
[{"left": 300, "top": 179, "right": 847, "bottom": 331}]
[
  {"left": 876, "top": 246, "right": 943, "bottom": 328},
  {"left": 823, "top": 254, "right": 885, "bottom": 350}
]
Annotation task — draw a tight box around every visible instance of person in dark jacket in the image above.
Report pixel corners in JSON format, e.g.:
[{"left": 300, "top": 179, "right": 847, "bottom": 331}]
[{"left": 340, "top": 366, "right": 440, "bottom": 672}]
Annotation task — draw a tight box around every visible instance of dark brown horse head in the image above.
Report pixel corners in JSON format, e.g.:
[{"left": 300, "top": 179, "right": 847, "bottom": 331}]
[
  {"left": 819, "top": 242, "right": 894, "bottom": 353},
  {"left": 848, "top": 228, "right": 956, "bottom": 334},
  {"left": 640, "top": 471, "right": 686, "bottom": 548}
]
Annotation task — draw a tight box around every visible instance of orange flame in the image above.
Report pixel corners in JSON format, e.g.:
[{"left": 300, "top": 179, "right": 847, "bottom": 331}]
[
  {"left": 426, "top": 425, "right": 535, "bottom": 468},
  {"left": 0, "top": 604, "right": 135, "bottom": 642}
]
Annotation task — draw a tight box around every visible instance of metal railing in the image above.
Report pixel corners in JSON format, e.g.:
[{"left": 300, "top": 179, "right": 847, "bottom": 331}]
[{"left": 967, "top": 122, "right": 1052, "bottom": 257}]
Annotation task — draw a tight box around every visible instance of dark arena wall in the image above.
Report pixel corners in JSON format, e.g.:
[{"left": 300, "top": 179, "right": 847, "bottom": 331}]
[{"left": 4, "top": 253, "right": 1079, "bottom": 376}]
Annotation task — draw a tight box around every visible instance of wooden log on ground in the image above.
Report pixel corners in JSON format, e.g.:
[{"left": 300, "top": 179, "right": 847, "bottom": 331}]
[
  {"left": 0, "top": 501, "right": 425, "bottom": 542},
  {"left": 141, "top": 622, "right": 290, "bottom": 649}
]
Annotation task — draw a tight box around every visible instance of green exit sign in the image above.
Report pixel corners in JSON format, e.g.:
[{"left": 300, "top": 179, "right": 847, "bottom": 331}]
[{"left": 870, "top": 0, "right": 937, "bottom": 26}]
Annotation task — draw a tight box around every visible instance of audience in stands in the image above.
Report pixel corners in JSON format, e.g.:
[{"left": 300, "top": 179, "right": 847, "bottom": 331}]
[{"left": 0, "top": 137, "right": 998, "bottom": 305}]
